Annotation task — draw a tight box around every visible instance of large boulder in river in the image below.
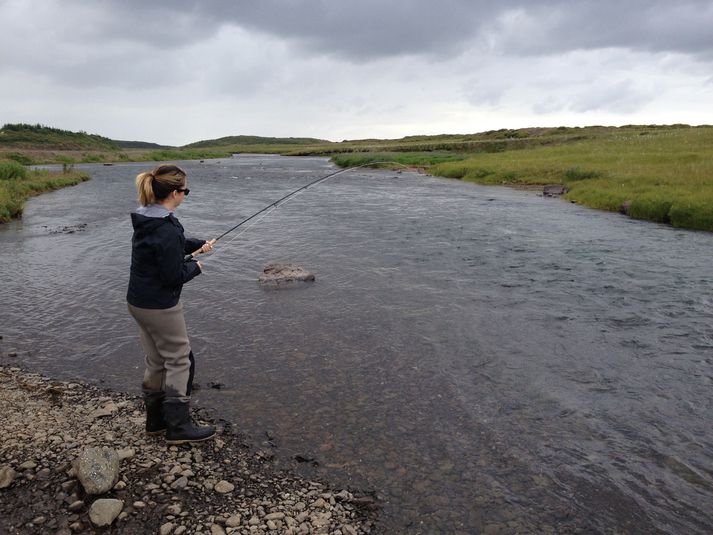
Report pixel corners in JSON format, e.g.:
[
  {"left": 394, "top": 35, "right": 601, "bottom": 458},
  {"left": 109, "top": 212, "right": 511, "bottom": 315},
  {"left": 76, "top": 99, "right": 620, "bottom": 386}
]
[{"left": 258, "top": 264, "right": 315, "bottom": 286}]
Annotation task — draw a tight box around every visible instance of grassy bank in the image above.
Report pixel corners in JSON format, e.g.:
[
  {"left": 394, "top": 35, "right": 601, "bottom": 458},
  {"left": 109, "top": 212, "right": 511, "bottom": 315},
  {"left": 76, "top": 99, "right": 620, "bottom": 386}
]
[
  {"left": 0, "top": 148, "right": 235, "bottom": 166},
  {"left": 326, "top": 125, "right": 713, "bottom": 232},
  {"left": 0, "top": 161, "right": 89, "bottom": 223},
  {"left": 6, "top": 122, "right": 713, "bottom": 232},
  {"left": 428, "top": 126, "right": 713, "bottom": 231}
]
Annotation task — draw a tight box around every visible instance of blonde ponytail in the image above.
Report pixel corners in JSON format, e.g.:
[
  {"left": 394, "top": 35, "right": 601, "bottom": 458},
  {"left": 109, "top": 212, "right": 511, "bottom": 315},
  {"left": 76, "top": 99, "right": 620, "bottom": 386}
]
[
  {"left": 135, "top": 164, "right": 186, "bottom": 206},
  {"left": 135, "top": 171, "right": 156, "bottom": 206}
]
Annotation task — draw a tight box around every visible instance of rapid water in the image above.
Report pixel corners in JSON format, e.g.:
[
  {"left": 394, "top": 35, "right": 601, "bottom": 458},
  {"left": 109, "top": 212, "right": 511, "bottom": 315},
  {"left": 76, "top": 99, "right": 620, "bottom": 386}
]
[{"left": 2, "top": 155, "right": 713, "bottom": 534}]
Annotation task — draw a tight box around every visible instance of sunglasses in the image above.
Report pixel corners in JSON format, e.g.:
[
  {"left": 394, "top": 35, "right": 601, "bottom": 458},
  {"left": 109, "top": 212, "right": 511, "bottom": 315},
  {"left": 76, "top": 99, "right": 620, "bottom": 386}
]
[{"left": 176, "top": 188, "right": 190, "bottom": 196}]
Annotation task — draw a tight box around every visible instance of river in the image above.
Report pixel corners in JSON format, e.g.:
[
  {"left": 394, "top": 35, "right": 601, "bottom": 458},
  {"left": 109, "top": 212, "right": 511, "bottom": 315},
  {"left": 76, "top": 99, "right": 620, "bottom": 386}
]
[{"left": 2, "top": 155, "right": 713, "bottom": 534}]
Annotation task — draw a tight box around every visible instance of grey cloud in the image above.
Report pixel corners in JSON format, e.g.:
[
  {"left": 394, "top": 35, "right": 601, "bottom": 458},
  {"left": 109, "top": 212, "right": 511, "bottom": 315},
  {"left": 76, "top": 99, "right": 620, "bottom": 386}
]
[
  {"left": 8, "top": 0, "right": 713, "bottom": 72},
  {"left": 531, "top": 79, "right": 652, "bottom": 115},
  {"left": 490, "top": 1, "right": 713, "bottom": 57},
  {"left": 570, "top": 80, "right": 652, "bottom": 114},
  {"left": 103, "top": 0, "right": 713, "bottom": 59}
]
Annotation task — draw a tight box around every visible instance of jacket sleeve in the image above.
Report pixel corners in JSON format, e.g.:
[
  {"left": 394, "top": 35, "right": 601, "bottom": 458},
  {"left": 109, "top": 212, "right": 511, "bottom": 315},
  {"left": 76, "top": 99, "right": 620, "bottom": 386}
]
[
  {"left": 184, "top": 238, "right": 206, "bottom": 255},
  {"left": 156, "top": 230, "right": 202, "bottom": 288}
]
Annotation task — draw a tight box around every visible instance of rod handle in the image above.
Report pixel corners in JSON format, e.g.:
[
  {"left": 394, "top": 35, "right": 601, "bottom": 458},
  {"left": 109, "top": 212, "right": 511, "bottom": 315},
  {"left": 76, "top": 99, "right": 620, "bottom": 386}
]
[{"left": 184, "top": 238, "right": 216, "bottom": 262}]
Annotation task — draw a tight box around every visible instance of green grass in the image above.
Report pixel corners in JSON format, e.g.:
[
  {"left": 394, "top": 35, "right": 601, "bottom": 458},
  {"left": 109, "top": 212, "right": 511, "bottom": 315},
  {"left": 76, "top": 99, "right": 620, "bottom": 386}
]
[
  {"left": 0, "top": 123, "right": 117, "bottom": 150},
  {"left": 330, "top": 151, "right": 469, "bottom": 168},
  {"left": 4, "top": 122, "right": 713, "bottom": 232},
  {"left": 0, "top": 164, "right": 89, "bottom": 223},
  {"left": 184, "top": 135, "right": 328, "bottom": 149},
  {"left": 0, "top": 161, "right": 29, "bottom": 180},
  {"left": 430, "top": 126, "right": 713, "bottom": 231},
  {"left": 147, "top": 149, "right": 234, "bottom": 161}
]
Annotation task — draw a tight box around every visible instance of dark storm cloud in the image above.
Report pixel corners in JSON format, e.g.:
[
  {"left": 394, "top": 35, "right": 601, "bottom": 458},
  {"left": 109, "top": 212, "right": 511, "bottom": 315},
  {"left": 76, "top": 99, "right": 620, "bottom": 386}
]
[{"left": 102, "top": 0, "right": 713, "bottom": 59}]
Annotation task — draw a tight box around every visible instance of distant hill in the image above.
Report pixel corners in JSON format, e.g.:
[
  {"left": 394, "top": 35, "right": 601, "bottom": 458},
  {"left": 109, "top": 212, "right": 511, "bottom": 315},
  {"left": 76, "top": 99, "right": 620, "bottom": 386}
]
[
  {"left": 0, "top": 123, "right": 118, "bottom": 150},
  {"left": 112, "top": 139, "right": 172, "bottom": 149},
  {"left": 183, "top": 135, "right": 329, "bottom": 149}
]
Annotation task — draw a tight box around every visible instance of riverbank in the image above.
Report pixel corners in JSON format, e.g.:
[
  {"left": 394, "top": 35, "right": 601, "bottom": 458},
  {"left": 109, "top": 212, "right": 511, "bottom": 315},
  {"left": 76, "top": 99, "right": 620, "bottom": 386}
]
[
  {"left": 6, "top": 123, "right": 713, "bottom": 232},
  {"left": 0, "top": 365, "right": 378, "bottom": 534},
  {"left": 331, "top": 126, "right": 713, "bottom": 232},
  {"left": 0, "top": 164, "right": 89, "bottom": 223}
]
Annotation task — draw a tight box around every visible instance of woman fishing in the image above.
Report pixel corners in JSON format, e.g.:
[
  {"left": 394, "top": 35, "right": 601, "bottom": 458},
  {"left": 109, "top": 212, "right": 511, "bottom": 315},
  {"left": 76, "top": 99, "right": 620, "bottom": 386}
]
[{"left": 127, "top": 164, "right": 216, "bottom": 444}]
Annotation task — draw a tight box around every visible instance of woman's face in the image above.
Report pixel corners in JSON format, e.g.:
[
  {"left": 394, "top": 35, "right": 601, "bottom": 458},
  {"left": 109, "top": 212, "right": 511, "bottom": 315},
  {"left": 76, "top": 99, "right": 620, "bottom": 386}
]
[{"left": 172, "top": 179, "right": 188, "bottom": 208}]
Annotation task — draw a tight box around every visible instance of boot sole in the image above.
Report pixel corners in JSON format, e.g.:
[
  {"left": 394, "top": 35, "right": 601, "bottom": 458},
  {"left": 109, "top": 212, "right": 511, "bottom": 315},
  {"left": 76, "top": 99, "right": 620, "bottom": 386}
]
[
  {"left": 165, "top": 432, "right": 216, "bottom": 445},
  {"left": 146, "top": 429, "right": 167, "bottom": 436}
]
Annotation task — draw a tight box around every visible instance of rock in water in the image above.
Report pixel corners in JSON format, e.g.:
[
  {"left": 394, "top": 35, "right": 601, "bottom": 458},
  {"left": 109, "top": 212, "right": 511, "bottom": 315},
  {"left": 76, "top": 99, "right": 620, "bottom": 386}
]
[
  {"left": 258, "top": 264, "right": 315, "bottom": 286},
  {"left": 74, "top": 447, "right": 120, "bottom": 495},
  {"left": 543, "top": 184, "right": 568, "bottom": 197}
]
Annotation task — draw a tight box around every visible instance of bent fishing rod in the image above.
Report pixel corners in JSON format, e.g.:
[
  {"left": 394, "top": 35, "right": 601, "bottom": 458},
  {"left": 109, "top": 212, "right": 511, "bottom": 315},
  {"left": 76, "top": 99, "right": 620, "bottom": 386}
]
[{"left": 185, "top": 161, "right": 409, "bottom": 262}]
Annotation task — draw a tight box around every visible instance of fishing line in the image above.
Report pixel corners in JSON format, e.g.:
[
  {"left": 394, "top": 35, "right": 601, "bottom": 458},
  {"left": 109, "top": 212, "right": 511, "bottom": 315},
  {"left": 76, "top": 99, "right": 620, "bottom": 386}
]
[
  {"left": 186, "top": 160, "right": 412, "bottom": 262},
  {"left": 208, "top": 182, "right": 320, "bottom": 261}
]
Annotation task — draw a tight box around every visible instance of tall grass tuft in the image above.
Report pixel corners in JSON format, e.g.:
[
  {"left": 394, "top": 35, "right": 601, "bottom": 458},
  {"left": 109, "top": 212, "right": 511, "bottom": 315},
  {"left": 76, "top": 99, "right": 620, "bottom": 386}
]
[{"left": 0, "top": 161, "right": 28, "bottom": 180}]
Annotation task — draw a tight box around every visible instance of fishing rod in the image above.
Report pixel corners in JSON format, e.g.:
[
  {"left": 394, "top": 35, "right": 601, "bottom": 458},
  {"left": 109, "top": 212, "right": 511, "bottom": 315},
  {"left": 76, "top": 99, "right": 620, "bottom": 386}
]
[{"left": 185, "top": 160, "right": 410, "bottom": 261}]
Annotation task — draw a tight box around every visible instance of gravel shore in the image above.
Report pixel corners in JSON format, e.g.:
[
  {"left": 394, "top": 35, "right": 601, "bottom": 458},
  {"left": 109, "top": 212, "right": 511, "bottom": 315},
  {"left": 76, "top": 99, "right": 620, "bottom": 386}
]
[{"left": 0, "top": 366, "right": 378, "bottom": 534}]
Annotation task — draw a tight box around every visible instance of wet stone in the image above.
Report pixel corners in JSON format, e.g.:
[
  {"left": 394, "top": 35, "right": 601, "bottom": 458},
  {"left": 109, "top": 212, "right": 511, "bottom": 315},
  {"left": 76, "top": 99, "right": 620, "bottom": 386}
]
[{"left": 258, "top": 264, "right": 315, "bottom": 286}]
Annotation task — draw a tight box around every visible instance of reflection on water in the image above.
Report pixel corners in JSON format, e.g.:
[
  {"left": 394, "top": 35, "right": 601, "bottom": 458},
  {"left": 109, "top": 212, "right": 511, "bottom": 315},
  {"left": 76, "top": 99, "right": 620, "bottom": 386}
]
[{"left": 2, "top": 155, "right": 713, "bottom": 533}]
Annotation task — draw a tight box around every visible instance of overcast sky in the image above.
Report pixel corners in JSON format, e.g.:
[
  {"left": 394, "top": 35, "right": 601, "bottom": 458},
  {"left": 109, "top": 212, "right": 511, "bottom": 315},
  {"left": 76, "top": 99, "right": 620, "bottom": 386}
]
[{"left": 1, "top": 0, "right": 712, "bottom": 145}]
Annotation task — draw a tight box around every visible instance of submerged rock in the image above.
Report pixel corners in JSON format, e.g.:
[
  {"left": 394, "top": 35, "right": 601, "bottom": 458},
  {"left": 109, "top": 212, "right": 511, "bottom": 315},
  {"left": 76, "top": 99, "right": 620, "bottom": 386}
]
[
  {"left": 543, "top": 184, "right": 568, "bottom": 197},
  {"left": 258, "top": 264, "right": 315, "bottom": 286}
]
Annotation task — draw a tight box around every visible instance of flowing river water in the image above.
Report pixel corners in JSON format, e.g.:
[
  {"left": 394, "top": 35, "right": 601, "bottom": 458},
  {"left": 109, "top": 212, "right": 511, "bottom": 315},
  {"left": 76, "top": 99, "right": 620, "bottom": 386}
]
[{"left": 2, "top": 155, "right": 713, "bottom": 534}]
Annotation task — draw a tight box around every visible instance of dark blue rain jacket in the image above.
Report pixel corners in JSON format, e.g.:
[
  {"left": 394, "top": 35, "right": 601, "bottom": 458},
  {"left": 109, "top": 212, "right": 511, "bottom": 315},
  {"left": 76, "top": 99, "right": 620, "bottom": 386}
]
[{"left": 127, "top": 212, "right": 204, "bottom": 309}]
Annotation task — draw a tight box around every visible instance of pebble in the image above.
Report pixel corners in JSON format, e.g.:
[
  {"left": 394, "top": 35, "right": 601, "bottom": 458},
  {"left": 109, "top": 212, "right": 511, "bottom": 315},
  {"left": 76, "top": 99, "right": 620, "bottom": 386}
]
[
  {"left": 88, "top": 498, "right": 124, "bottom": 527},
  {"left": 117, "top": 447, "right": 135, "bottom": 460},
  {"left": 311, "top": 498, "right": 328, "bottom": 509},
  {"left": 0, "top": 465, "right": 17, "bottom": 488},
  {"left": 0, "top": 367, "right": 375, "bottom": 534},
  {"left": 225, "top": 514, "right": 242, "bottom": 527},
  {"left": 171, "top": 476, "right": 189, "bottom": 490},
  {"left": 214, "top": 480, "right": 234, "bottom": 494},
  {"left": 68, "top": 500, "right": 84, "bottom": 512},
  {"left": 167, "top": 503, "right": 183, "bottom": 515},
  {"left": 74, "top": 447, "right": 120, "bottom": 494}
]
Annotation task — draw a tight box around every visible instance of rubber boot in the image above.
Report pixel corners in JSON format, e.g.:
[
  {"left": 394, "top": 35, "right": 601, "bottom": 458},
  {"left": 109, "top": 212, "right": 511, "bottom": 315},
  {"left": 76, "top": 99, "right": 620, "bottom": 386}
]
[
  {"left": 143, "top": 390, "right": 167, "bottom": 435},
  {"left": 164, "top": 401, "right": 216, "bottom": 445}
]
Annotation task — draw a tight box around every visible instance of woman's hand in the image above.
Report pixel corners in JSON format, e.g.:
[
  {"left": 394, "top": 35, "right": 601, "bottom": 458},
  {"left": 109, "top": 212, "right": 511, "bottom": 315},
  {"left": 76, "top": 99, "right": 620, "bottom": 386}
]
[{"left": 200, "top": 239, "right": 216, "bottom": 254}]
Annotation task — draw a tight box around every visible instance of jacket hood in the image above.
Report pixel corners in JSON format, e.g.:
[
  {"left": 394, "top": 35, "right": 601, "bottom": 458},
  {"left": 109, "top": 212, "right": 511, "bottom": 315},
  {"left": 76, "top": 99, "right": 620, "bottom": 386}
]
[{"left": 131, "top": 212, "right": 176, "bottom": 238}]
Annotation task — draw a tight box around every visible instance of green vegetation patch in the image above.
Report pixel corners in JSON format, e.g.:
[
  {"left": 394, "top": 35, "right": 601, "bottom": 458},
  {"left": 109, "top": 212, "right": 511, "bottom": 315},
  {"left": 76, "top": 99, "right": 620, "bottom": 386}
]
[
  {"left": 184, "top": 135, "right": 328, "bottom": 149},
  {"left": 430, "top": 126, "right": 713, "bottom": 231},
  {"left": 0, "top": 161, "right": 29, "bottom": 180},
  {"left": 0, "top": 162, "right": 89, "bottom": 223},
  {"left": 148, "top": 149, "right": 234, "bottom": 161},
  {"left": 330, "top": 151, "right": 469, "bottom": 169},
  {"left": 0, "top": 123, "right": 117, "bottom": 151}
]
